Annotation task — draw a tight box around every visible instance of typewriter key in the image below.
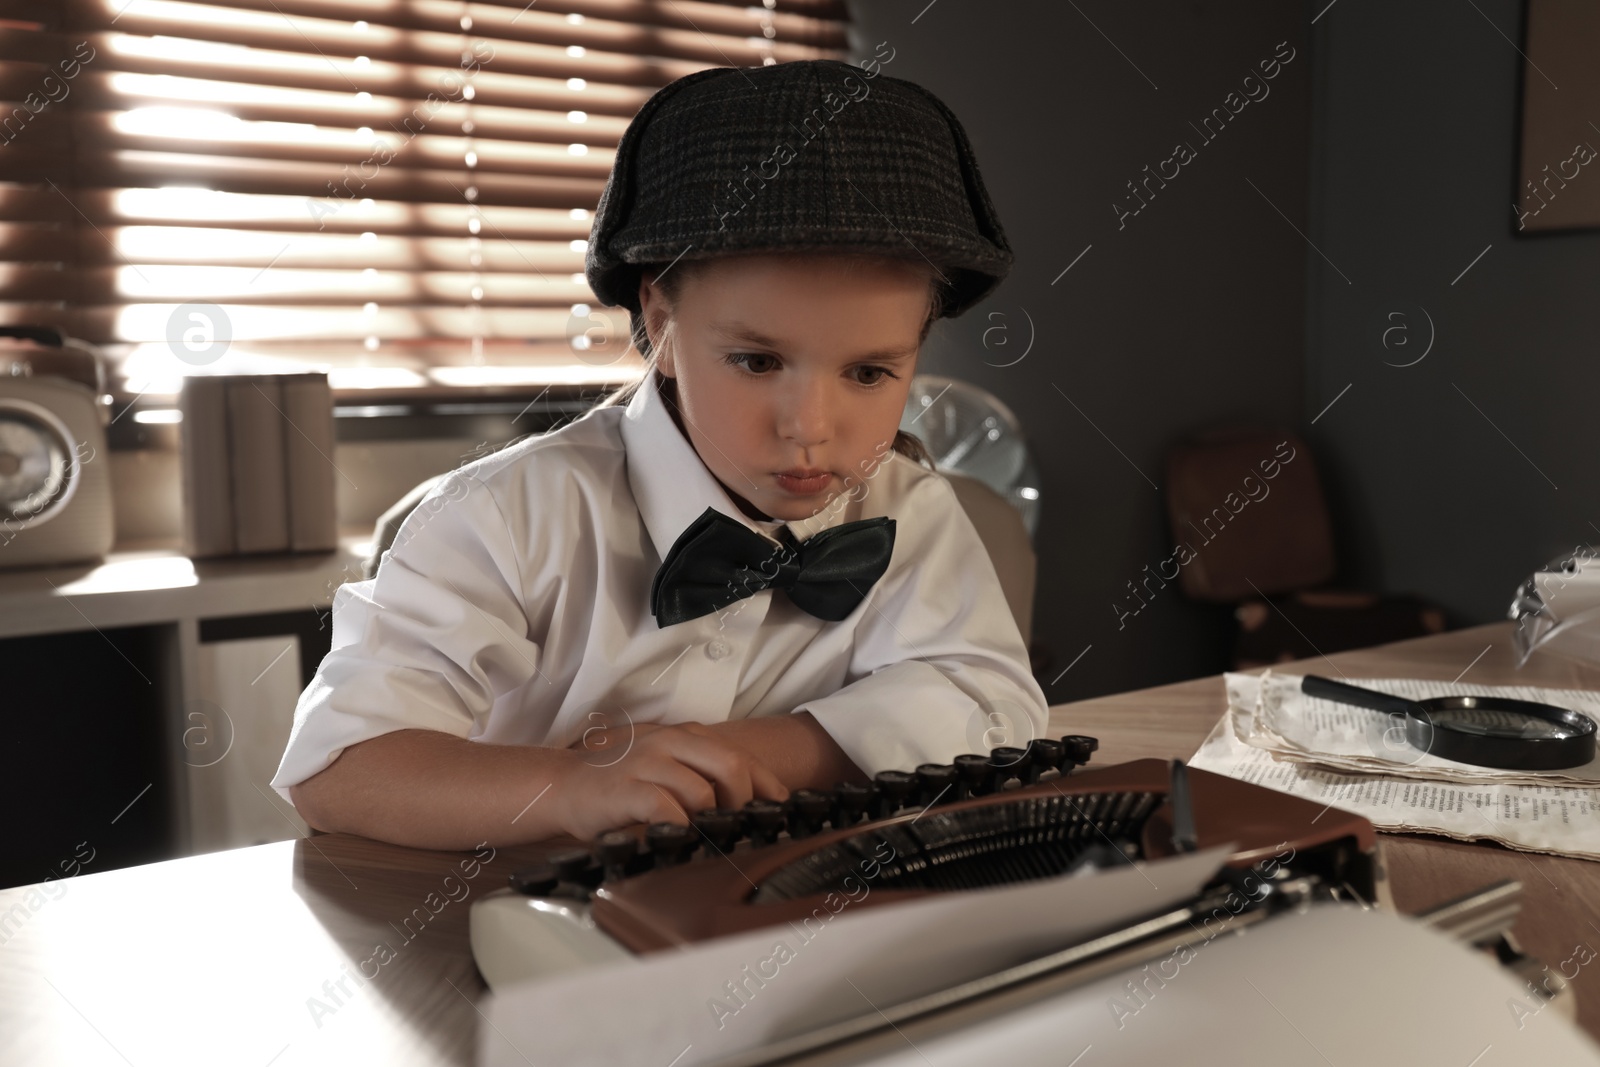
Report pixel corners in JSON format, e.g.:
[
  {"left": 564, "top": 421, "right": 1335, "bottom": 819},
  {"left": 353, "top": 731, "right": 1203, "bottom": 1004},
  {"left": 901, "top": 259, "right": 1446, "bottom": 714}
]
[
  {"left": 989, "top": 746, "right": 1031, "bottom": 789},
  {"left": 786, "top": 790, "right": 832, "bottom": 838},
  {"left": 1027, "top": 738, "right": 1067, "bottom": 780},
  {"left": 595, "top": 831, "right": 639, "bottom": 882},
  {"left": 873, "top": 770, "right": 918, "bottom": 819},
  {"left": 508, "top": 860, "right": 561, "bottom": 897},
  {"left": 914, "top": 763, "right": 957, "bottom": 807},
  {"left": 953, "top": 753, "right": 996, "bottom": 797},
  {"left": 743, "top": 799, "right": 788, "bottom": 846},
  {"left": 691, "top": 809, "right": 742, "bottom": 854},
  {"left": 645, "top": 823, "right": 698, "bottom": 866},
  {"left": 1016, "top": 744, "right": 1047, "bottom": 785},
  {"left": 549, "top": 847, "right": 601, "bottom": 896},
  {"left": 830, "top": 781, "right": 873, "bottom": 828},
  {"left": 1062, "top": 735, "right": 1099, "bottom": 766}
]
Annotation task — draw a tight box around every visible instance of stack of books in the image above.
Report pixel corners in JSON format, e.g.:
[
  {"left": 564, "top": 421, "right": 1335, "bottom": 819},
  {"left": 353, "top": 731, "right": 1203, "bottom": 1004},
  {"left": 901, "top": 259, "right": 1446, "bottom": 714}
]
[{"left": 178, "top": 372, "right": 338, "bottom": 557}]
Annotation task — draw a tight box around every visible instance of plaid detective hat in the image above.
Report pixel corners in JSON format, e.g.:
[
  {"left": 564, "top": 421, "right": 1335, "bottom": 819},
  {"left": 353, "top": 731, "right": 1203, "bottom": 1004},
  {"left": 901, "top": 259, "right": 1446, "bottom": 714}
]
[{"left": 584, "top": 59, "right": 1013, "bottom": 320}]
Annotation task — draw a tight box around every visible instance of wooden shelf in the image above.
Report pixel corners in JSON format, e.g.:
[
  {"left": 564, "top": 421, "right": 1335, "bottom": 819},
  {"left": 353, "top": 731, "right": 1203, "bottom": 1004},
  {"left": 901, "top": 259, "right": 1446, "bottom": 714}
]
[
  {"left": 0, "top": 528, "right": 373, "bottom": 640},
  {"left": 0, "top": 529, "right": 376, "bottom": 866}
]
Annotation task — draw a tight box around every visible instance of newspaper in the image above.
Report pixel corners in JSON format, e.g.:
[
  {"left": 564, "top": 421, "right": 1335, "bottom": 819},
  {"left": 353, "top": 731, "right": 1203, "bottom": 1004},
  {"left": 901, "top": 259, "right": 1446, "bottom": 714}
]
[
  {"left": 1188, "top": 673, "right": 1600, "bottom": 860},
  {"left": 1241, "top": 670, "right": 1600, "bottom": 788}
]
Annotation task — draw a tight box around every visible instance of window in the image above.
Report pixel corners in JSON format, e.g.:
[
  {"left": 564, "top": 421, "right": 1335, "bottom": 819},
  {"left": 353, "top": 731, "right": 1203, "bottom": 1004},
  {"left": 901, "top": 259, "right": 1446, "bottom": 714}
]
[{"left": 0, "top": 0, "right": 850, "bottom": 407}]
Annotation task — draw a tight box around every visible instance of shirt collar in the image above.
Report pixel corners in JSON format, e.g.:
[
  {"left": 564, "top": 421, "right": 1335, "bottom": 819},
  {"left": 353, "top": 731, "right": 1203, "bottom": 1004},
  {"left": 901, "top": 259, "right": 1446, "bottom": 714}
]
[{"left": 620, "top": 365, "right": 856, "bottom": 564}]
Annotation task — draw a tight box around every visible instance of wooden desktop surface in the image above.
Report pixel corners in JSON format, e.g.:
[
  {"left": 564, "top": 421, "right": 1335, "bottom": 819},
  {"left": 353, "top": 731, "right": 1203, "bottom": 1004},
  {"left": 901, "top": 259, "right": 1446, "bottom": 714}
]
[{"left": 4, "top": 621, "right": 1598, "bottom": 1066}]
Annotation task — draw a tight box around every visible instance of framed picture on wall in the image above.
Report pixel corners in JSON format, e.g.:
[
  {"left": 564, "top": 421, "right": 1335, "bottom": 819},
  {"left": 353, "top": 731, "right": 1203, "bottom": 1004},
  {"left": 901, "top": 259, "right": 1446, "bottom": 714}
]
[{"left": 1515, "top": 0, "right": 1600, "bottom": 235}]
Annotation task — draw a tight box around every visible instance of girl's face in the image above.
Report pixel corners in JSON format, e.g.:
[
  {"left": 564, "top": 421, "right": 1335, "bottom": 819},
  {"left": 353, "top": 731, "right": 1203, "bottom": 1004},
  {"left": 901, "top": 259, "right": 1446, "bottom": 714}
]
[{"left": 639, "top": 253, "right": 933, "bottom": 523}]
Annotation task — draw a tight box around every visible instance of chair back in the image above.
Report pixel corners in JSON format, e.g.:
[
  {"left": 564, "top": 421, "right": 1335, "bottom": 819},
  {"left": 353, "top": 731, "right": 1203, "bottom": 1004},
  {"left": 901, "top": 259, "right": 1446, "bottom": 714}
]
[{"left": 1163, "top": 427, "right": 1335, "bottom": 603}]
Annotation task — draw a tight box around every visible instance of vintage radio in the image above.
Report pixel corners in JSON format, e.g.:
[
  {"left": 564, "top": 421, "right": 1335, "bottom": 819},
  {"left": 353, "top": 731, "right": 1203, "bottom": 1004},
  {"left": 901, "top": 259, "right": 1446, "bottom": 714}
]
[{"left": 0, "top": 325, "right": 115, "bottom": 569}]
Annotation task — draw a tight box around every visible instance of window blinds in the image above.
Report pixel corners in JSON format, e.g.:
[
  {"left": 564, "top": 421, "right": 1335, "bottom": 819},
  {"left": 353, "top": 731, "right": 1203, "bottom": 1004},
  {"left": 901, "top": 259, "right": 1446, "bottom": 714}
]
[{"left": 0, "top": 0, "right": 850, "bottom": 401}]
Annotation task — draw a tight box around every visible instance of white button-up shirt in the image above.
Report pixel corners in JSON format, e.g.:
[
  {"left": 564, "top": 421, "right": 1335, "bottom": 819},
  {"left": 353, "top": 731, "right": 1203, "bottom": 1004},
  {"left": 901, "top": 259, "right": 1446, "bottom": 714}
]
[{"left": 270, "top": 367, "right": 1048, "bottom": 803}]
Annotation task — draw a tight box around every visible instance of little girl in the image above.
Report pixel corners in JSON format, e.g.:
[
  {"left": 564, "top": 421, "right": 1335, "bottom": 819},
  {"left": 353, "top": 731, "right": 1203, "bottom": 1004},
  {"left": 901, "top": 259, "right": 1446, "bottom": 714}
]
[{"left": 272, "top": 58, "right": 1048, "bottom": 849}]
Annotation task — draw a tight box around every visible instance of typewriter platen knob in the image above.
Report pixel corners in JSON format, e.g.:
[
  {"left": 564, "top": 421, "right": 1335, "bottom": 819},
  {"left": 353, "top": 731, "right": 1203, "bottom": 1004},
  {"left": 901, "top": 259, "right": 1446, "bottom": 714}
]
[
  {"left": 954, "top": 753, "right": 996, "bottom": 798},
  {"left": 692, "top": 809, "right": 743, "bottom": 854},
  {"left": 914, "top": 763, "right": 957, "bottom": 807},
  {"left": 786, "top": 789, "right": 832, "bottom": 838},
  {"left": 595, "top": 831, "right": 639, "bottom": 882},
  {"left": 645, "top": 822, "right": 698, "bottom": 867},
  {"left": 873, "top": 770, "right": 918, "bottom": 819},
  {"left": 831, "top": 781, "right": 873, "bottom": 828},
  {"left": 744, "top": 799, "right": 787, "bottom": 846}
]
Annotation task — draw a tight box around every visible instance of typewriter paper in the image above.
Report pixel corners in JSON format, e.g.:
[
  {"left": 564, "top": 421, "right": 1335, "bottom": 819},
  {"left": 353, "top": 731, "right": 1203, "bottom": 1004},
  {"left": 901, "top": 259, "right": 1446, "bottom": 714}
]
[
  {"left": 774, "top": 905, "right": 1600, "bottom": 1067},
  {"left": 477, "top": 846, "right": 1227, "bottom": 1067},
  {"left": 1241, "top": 670, "right": 1600, "bottom": 787},
  {"left": 1190, "top": 673, "right": 1600, "bottom": 861}
]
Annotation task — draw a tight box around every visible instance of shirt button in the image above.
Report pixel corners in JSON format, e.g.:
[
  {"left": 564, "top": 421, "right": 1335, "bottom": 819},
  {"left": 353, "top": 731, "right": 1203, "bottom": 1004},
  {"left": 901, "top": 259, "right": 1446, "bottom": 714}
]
[{"left": 706, "top": 639, "right": 732, "bottom": 660}]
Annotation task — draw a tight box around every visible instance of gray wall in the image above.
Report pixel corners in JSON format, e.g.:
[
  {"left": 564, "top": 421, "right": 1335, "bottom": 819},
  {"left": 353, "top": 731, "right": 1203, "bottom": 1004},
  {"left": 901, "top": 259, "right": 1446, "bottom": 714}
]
[
  {"left": 1303, "top": 0, "right": 1599, "bottom": 633},
  {"left": 847, "top": 1, "right": 1315, "bottom": 699}
]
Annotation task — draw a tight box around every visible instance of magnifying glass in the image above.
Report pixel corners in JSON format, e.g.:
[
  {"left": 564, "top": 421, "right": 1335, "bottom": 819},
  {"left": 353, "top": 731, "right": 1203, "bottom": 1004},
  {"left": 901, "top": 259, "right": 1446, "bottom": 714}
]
[{"left": 1300, "top": 675, "right": 1598, "bottom": 771}]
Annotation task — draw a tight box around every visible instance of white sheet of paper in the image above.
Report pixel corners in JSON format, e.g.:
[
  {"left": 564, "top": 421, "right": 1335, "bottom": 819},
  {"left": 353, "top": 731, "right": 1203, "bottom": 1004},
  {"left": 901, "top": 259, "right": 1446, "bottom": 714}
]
[
  {"left": 477, "top": 846, "right": 1228, "bottom": 1067},
  {"left": 771, "top": 905, "right": 1600, "bottom": 1066}
]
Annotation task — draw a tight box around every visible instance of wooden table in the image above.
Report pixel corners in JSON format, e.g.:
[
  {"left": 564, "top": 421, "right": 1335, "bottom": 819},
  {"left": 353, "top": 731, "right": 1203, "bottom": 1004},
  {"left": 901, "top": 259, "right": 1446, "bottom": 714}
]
[{"left": 4, "top": 621, "right": 1598, "bottom": 1066}]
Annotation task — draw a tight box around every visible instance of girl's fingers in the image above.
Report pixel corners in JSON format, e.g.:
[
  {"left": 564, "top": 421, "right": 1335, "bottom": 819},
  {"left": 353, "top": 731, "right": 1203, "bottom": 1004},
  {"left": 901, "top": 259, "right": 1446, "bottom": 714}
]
[
  {"left": 559, "top": 726, "right": 792, "bottom": 840},
  {"left": 634, "top": 757, "right": 719, "bottom": 818},
  {"left": 617, "top": 781, "right": 695, "bottom": 830},
  {"left": 746, "top": 759, "right": 789, "bottom": 802},
  {"left": 653, "top": 731, "right": 787, "bottom": 808},
  {"left": 663, "top": 722, "right": 789, "bottom": 802},
  {"left": 712, "top": 762, "right": 756, "bottom": 811},
  {"left": 653, "top": 734, "right": 752, "bottom": 809}
]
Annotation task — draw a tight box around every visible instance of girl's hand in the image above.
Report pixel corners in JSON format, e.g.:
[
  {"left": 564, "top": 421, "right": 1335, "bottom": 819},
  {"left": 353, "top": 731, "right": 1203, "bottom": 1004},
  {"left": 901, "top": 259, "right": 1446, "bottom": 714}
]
[{"left": 554, "top": 721, "right": 789, "bottom": 840}]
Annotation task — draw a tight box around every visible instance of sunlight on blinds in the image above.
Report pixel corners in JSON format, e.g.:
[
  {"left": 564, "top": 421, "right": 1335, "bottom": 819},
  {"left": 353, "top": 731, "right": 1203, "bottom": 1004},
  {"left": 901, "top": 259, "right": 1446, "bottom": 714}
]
[{"left": 0, "top": 0, "right": 851, "bottom": 400}]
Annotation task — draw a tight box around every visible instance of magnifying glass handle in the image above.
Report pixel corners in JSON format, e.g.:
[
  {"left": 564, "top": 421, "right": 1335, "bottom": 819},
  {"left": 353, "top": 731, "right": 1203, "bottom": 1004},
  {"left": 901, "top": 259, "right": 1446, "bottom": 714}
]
[{"left": 1301, "top": 675, "right": 1424, "bottom": 717}]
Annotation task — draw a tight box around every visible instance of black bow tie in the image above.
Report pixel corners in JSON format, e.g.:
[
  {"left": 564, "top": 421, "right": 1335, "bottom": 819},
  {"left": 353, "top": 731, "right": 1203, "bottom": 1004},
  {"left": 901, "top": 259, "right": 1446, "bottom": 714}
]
[{"left": 650, "top": 506, "right": 897, "bottom": 628}]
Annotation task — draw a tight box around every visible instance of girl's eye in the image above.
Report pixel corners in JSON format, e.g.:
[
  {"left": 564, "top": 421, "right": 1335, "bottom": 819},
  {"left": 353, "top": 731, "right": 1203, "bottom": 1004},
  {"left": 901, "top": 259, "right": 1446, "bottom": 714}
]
[
  {"left": 724, "top": 352, "right": 778, "bottom": 375},
  {"left": 723, "top": 355, "right": 902, "bottom": 388},
  {"left": 852, "top": 365, "right": 898, "bottom": 388}
]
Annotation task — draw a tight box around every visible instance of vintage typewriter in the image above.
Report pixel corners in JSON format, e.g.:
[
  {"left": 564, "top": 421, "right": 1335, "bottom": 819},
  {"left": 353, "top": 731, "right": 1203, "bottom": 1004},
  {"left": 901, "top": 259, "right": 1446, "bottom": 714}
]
[{"left": 470, "top": 736, "right": 1584, "bottom": 1066}]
